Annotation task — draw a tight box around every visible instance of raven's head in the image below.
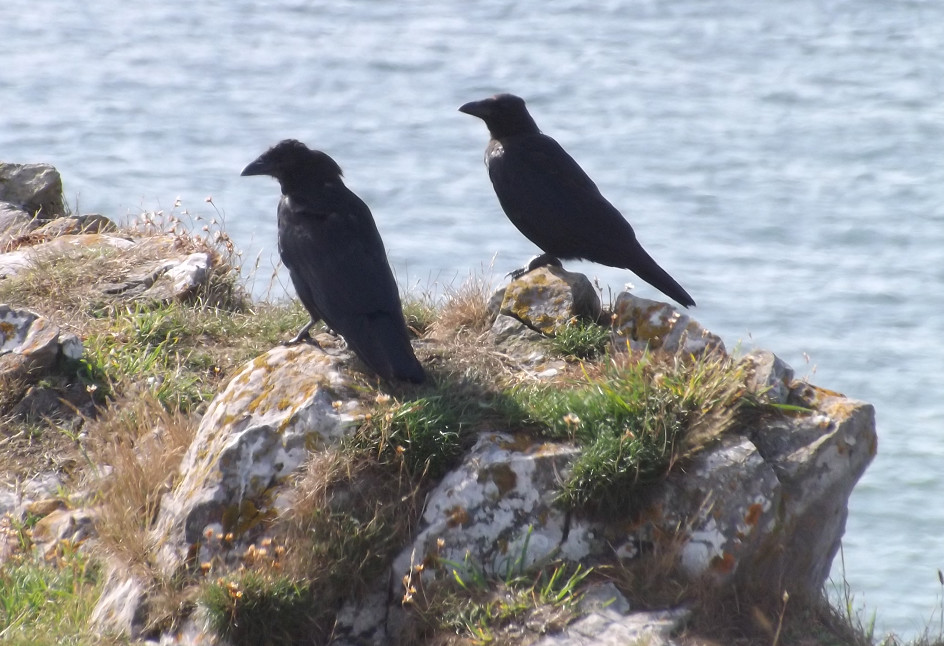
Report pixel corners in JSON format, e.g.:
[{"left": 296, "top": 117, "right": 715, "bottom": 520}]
[
  {"left": 459, "top": 94, "right": 539, "bottom": 139},
  {"left": 241, "top": 139, "right": 343, "bottom": 189}
]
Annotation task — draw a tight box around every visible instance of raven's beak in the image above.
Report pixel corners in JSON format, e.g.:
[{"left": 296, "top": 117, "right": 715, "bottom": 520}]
[
  {"left": 240, "top": 156, "right": 272, "bottom": 177},
  {"left": 458, "top": 99, "right": 490, "bottom": 119}
]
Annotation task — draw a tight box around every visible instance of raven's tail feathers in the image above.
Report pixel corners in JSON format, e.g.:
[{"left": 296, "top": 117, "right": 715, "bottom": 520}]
[
  {"left": 627, "top": 244, "right": 696, "bottom": 308},
  {"left": 345, "top": 314, "right": 426, "bottom": 383}
]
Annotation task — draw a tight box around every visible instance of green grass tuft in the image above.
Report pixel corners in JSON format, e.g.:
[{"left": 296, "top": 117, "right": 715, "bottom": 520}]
[
  {"left": 514, "top": 351, "right": 749, "bottom": 512},
  {"left": 0, "top": 549, "right": 101, "bottom": 646},
  {"left": 202, "top": 570, "right": 321, "bottom": 646},
  {"left": 551, "top": 320, "right": 612, "bottom": 359}
]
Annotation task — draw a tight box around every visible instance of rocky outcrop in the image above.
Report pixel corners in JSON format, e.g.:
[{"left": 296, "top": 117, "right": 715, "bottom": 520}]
[
  {"left": 334, "top": 384, "right": 874, "bottom": 643},
  {"left": 86, "top": 269, "right": 876, "bottom": 645},
  {"left": 0, "top": 160, "right": 877, "bottom": 646}
]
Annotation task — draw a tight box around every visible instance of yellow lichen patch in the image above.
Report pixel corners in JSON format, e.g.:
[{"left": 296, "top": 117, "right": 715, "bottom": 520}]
[
  {"left": 497, "top": 433, "right": 536, "bottom": 453},
  {"left": 477, "top": 463, "right": 517, "bottom": 497},
  {"left": 446, "top": 506, "right": 470, "bottom": 528},
  {"left": 631, "top": 306, "right": 679, "bottom": 349},
  {"left": 823, "top": 397, "right": 863, "bottom": 421}
]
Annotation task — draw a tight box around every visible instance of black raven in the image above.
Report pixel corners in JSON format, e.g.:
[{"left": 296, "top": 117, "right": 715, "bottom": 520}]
[
  {"left": 459, "top": 93, "right": 695, "bottom": 308},
  {"left": 241, "top": 139, "right": 425, "bottom": 383}
]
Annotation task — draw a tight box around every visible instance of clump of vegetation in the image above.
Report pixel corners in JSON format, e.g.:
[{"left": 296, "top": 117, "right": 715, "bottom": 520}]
[
  {"left": 550, "top": 319, "right": 612, "bottom": 359},
  {"left": 514, "top": 349, "right": 749, "bottom": 513},
  {"left": 402, "top": 532, "right": 591, "bottom": 644},
  {"left": 202, "top": 569, "right": 319, "bottom": 646},
  {"left": 0, "top": 537, "right": 102, "bottom": 646}
]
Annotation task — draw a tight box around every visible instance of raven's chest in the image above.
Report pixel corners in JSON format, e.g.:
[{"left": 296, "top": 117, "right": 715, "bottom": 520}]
[{"left": 485, "top": 140, "right": 504, "bottom": 168}]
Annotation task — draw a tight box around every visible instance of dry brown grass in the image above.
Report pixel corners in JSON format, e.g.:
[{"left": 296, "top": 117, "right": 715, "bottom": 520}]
[
  {"left": 279, "top": 447, "right": 423, "bottom": 584},
  {"left": 429, "top": 272, "right": 498, "bottom": 340},
  {"left": 84, "top": 394, "right": 198, "bottom": 571},
  {"left": 0, "top": 209, "right": 246, "bottom": 335}
]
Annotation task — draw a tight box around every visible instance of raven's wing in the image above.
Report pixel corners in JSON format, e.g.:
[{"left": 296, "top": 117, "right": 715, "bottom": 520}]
[
  {"left": 277, "top": 190, "right": 424, "bottom": 381},
  {"left": 487, "top": 133, "right": 637, "bottom": 262},
  {"left": 488, "top": 134, "right": 695, "bottom": 307}
]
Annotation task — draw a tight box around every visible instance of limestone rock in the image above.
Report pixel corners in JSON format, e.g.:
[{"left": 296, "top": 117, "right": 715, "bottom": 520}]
[
  {"left": 151, "top": 343, "right": 363, "bottom": 578},
  {"left": 500, "top": 266, "right": 602, "bottom": 335},
  {"left": 93, "top": 343, "right": 366, "bottom": 638},
  {"left": 0, "top": 162, "right": 67, "bottom": 218},
  {"left": 89, "top": 564, "right": 151, "bottom": 639},
  {"left": 534, "top": 607, "right": 688, "bottom": 646},
  {"left": 392, "top": 432, "right": 579, "bottom": 580},
  {"left": 747, "top": 388, "right": 876, "bottom": 595},
  {"left": 612, "top": 291, "right": 724, "bottom": 356},
  {"left": 0, "top": 233, "right": 215, "bottom": 302},
  {"left": 0, "top": 305, "right": 83, "bottom": 379}
]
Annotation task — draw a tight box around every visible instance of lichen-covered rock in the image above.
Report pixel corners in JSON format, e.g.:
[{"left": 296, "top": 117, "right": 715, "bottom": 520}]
[
  {"left": 0, "top": 162, "right": 67, "bottom": 218},
  {"left": 604, "top": 434, "right": 782, "bottom": 578},
  {"left": 534, "top": 606, "right": 688, "bottom": 646},
  {"left": 93, "top": 343, "right": 367, "bottom": 638},
  {"left": 748, "top": 387, "right": 877, "bottom": 595},
  {"left": 0, "top": 305, "right": 83, "bottom": 379},
  {"left": 151, "top": 343, "right": 363, "bottom": 577},
  {"left": 393, "top": 432, "right": 579, "bottom": 579},
  {"left": 335, "top": 353, "right": 875, "bottom": 643},
  {"left": 612, "top": 291, "right": 724, "bottom": 356},
  {"left": 500, "top": 266, "right": 602, "bottom": 335}
]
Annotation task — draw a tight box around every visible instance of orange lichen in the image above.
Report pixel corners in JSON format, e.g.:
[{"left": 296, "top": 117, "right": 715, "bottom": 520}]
[
  {"left": 744, "top": 503, "right": 764, "bottom": 528},
  {"left": 710, "top": 551, "right": 737, "bottom": 574},
  {"left": 446, "top": 506, "right": 470, "bottom": 528}
]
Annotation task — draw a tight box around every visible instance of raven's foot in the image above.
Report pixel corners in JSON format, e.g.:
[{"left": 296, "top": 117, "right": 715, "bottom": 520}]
[
  {"left": 507, "top": 254, "right": 563, "bottom": 279},
  {"left": 281, "top": 319, "right": 317, "bottom": 346}
]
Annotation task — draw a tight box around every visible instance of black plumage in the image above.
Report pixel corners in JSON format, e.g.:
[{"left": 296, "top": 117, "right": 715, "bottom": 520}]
[
  {"left": 241, "top": 139, "right": 425, "bottom": 383},
  {"left": 459, "top": 93, "right": 695, "bottom": 308}
]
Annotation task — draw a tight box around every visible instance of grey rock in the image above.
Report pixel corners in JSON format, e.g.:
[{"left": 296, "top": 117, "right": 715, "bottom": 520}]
[
  {"left": 151, "top": 343, "right": 362, "bottom": 578},
  {"left": 748, "top": 392, "right": 876, "bottom": 595},
  {"left": 31, "top": 507, "right": 95, "bottom": 559},
  {"left": 0, "top": 202, "right": 37, "bottom": 245},
  {"left": 33, "top": 213, "right": 118, "bottom": 237},
  {"left": 611, "top": 292, "right": 725, "bottom": 357},
  {"left": 89, "top": 564, "right": 151, "bottom": 640},
  {"left": 0, "top": 162, "right": 67, "bottom": 218},
  {"left": 533, "top": 608, "right": 688, "bottom": 646},
  {"left": 742, "top": 349, "right": 795, "bottom": 404},
  {"left": 577, "top": 582, "right": 631, "bottom": 615}
]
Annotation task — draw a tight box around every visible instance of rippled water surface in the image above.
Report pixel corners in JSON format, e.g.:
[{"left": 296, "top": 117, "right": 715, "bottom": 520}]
[{"left": 3, "top": 0, "right": 944, "bottom": 637}]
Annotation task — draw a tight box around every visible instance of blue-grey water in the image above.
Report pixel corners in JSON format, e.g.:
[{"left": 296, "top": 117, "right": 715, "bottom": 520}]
[{"left": 3, "top": 1, "right": 943, "bottom": 638}]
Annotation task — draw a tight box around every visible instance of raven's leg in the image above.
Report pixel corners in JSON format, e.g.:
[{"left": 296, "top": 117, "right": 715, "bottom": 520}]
[
  {"left": 508, "top": 253, "right": 563, "bottom": 279},
  {"left": 284, "top": 317, "right": 318, "bottom": 346}
]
